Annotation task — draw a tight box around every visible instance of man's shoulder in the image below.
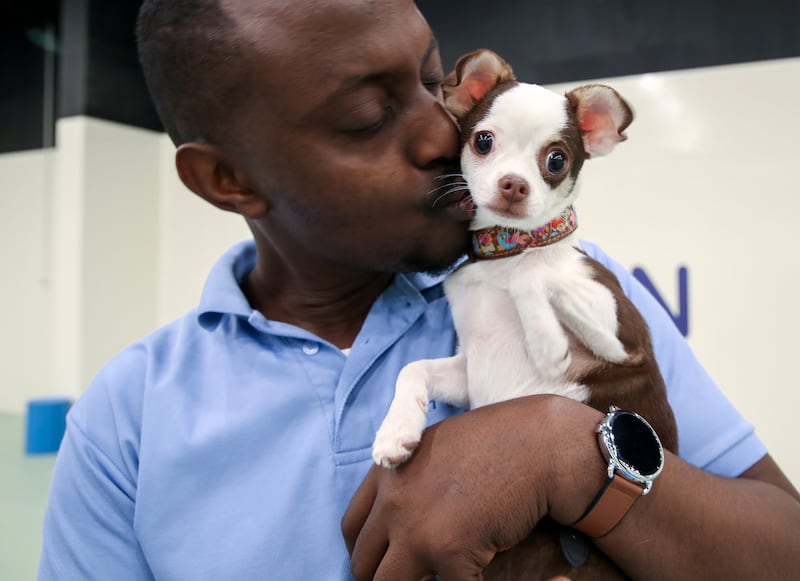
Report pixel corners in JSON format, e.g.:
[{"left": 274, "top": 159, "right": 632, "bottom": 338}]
[
  {"left": 78, "top": 239, "right": 256, "bottom": 410},
  {"left": 70, "top": 312, "right": 202, "bottom": 425},
  {"left": 101, "top": 311, "right": 201, "bottom": 377}
]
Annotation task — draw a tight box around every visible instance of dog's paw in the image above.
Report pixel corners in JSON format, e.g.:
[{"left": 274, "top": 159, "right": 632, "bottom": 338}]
[
  {"left": 373, "top": 382, "right": 430, "bottom": 468},
  {"left": 372, "top": 433, "right": 420, "bottom": 469},
  {"left": 620, "top": 346, "right": 645, "bottom": 367}
]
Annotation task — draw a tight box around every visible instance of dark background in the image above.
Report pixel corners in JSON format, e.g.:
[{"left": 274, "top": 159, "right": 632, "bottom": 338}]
[{"left": 3, "top": 0, "right": 800, "bottom": 153}]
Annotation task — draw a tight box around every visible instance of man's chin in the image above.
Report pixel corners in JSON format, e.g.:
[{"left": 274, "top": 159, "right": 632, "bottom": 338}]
[
  {"left": 402, "top": 255, "right": 464, "bottom": 276},
  {"left": 398, "top": 234, "right": 470, "bottom": 275}
]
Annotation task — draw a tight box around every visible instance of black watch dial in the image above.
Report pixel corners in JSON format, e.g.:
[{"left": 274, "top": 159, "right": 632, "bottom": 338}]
[{"left": 612, "top": 411, "right": 662, "bottom": 476}]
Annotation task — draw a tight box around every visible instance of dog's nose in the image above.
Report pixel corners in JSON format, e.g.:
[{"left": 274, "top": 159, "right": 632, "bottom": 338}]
[{"left": 498, "top": 175, "right": 529, "bottom": 202}]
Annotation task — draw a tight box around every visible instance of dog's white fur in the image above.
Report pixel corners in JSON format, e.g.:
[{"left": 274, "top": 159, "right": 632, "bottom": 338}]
[{"left": 373, "top": 52, "right": 634, "bottom": 468}]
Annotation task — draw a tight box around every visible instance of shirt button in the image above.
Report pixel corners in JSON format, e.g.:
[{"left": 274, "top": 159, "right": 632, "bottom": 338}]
[{"left": 302, "top": 342, "right": 319, "bottom": 355}]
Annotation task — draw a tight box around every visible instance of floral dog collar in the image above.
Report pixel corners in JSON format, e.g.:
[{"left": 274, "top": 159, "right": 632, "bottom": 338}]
[{"left": 469, "top": 205, "right": 578, "bottom": 260}]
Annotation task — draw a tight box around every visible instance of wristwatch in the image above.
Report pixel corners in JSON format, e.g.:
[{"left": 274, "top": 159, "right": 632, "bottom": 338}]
[{"left": 571, "top": 406, "right": 665, "bottom": 537}]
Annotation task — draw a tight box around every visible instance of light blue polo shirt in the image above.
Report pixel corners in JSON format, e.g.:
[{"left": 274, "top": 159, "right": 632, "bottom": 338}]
[{"left": 39, "top": 240, "right": 766, "bottom": 580}]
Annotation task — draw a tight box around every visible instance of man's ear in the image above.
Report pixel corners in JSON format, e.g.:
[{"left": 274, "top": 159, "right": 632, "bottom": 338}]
[{"left": 175, "top": 142, "right": 270, "bottom": 219}]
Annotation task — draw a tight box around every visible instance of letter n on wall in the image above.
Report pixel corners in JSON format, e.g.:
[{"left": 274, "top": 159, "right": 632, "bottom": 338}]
[{"left": 631, "top": 266, "right": 689, "bottom": 337}]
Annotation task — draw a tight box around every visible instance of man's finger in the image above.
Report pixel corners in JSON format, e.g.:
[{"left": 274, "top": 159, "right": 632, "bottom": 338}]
[
  {"left": 372, "top": 545, "right": 433, "bottom": 581},
  {"left": 349, "top": 516, "right": 390, "bottom": 581},
  {"left": 373, "top": 543, "right": 488, "bottom": 581},
  {"left": 435, "top": 553, "right": 487, "bottom": 581},
  {"left": 342, "top": 466, "right": 380, "bottom": 554}
]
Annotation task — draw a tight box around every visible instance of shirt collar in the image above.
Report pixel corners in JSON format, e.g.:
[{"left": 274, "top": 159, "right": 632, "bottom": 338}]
[
  {"left": 196, "top": 240, "right": 463, "bottom": 331},
  {"left": 197, "top": 240, "right": 258, "bottom": 330}
]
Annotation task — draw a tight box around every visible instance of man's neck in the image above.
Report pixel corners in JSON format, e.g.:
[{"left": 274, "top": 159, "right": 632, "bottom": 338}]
[{"left": 241, "top": 259, "right": 393, "bottom": 350}]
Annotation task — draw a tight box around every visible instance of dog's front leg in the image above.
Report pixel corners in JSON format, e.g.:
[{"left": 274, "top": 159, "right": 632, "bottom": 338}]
[
  {"left": 372, "top": 353, "right": 469, "bottom": 468},
  {"left": 509, "top": 268, "right": 571, "bottom": 381},
  {"left": 550, "top": 273, "right": 628, "bottom": 364}
]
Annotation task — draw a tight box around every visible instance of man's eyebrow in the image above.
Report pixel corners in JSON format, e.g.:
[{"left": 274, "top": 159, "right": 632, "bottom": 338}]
[
  {"left": 327, "top": 34, "right": 441, "bottom": 100},
  {"left": 424, "top": 35, "right": 440, "bottom": 65}
]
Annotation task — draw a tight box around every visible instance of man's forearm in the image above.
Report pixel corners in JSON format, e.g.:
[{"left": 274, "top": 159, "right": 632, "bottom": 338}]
[{"left": 591, "top": 453, "right": 800, "bottom": 579}]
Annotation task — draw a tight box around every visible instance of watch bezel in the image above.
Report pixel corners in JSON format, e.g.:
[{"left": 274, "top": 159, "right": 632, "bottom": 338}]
[{"left": 597, "top": 406, "right": 664, "bottom": 495}]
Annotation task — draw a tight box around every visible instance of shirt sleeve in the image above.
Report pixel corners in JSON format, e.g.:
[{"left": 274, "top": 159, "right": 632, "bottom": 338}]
[
  {"left": 580, "top": 240, "right": 767, "bottom": 477},
  {"left": 38, "top": 360, "right": 154, "bottom": 580}
]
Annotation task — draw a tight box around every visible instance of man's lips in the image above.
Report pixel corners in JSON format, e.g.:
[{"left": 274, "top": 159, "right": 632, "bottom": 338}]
[
  {"left": 435, "top": 190, "right": 475, "bottom": 221},
  {"left": 457, "top": 194, "right": 477, "bottom": 212},
  {"left": 427, "top": 174, "right": 476, "bottom": 221}
]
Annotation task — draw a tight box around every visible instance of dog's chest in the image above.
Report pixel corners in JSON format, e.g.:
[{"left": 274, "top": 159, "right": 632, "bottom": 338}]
[
  {"left": 444, "top": 245, "right": 606, "bottom": 405},
  {"left": 446, "top": 259, "right": 522, "bottom": 336},
  {"left": 445, "top": 244, "right": 587, "bottom": 327}
]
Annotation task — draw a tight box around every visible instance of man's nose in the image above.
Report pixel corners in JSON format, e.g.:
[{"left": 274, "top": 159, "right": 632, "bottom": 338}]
[{"left": 409, "top": 94, "right": 460, "bottom": 168}]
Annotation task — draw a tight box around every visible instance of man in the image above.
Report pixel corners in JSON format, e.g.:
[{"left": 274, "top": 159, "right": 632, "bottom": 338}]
[{"left": 40, "top": 0, "right": 800, "bottom": 579}]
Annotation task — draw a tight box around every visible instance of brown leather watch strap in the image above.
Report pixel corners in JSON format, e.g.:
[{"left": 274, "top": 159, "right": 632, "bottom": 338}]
[{"left": 570, "top": 472, "right": 644, "bottom": 537}]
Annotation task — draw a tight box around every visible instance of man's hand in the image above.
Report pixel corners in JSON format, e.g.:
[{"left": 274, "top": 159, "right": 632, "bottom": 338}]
[{"left": 342, "top": 396, "right": 606, "bottom": 580}]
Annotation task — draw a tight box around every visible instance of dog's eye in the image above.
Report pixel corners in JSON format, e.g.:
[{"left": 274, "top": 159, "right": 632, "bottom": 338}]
[
  {"left": 546, "top": 150, "right": 568, "bottom": 174},
  {"left": 473, "top": 131, "right": 494, "bottom": 156}
]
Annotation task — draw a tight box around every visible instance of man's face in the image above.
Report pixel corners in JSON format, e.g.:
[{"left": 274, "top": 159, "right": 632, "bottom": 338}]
[{"left": 224, "top": 0, "right": 472, "bottom": 273}]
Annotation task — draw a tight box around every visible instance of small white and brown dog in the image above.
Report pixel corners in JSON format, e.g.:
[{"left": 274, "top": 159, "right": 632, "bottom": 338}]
[{"left": 373, "top": 49, "right": 677, "bottom": 470}]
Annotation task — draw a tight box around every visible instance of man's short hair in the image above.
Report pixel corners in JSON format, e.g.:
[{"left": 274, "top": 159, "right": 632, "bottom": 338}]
[{"left": 136, "top": 0, "right": 250, "bottom": 146}]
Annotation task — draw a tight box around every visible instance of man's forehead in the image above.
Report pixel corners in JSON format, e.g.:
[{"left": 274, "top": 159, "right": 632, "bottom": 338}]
[
  {"left": 220, "top": 0, "right": 409, "bottom": 40},
  {"left": 222, "top": 0, "right": 420, "bottom": 69},
  {"left": 221, "top": 0, "right": 433, "bottom": 113}
]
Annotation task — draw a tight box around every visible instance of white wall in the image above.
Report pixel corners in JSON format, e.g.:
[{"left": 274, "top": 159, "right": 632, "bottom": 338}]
[
  {"left": 0, "top": 149, "right": 55, "bottom": 413},
  {"left": 49, "top": 118, "right": 164, "bottom": 401},
  {"left": 0, "top": 57, "right": 797, "bottom": 485}
]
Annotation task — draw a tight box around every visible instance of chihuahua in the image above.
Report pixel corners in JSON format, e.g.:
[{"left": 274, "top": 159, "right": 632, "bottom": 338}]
[{"left": 372, "top": 49, "right": 678, "bottom": 579}]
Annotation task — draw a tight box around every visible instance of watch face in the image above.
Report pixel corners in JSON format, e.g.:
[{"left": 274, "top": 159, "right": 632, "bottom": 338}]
[{"left": 610, "top": 411, "right": 663, "bottom": 477}]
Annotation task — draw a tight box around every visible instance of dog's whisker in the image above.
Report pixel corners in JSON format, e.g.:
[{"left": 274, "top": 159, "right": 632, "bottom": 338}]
[
  {"left": 434, "top": 173, "right": 465, "bottom": 181},
  {"left": 431, "top": 186, "right": 472, "bottom": 208},
  {"left": 433, "top": 186, "right": 469, "bottom": 206},
  {"left": 425, "top": 182, "right": 462, "bottom": 197},
  {"left": 426, "top": 178, "right": 468, "bottom": 192}
]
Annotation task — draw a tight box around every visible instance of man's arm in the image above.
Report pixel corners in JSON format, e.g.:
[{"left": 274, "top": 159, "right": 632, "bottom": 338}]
[
  {"left": 595, "top": 450, "right": 800, "bottom": 579},
  {"left": 38, "top": 414, "right": 155, "bottom": 580},
  {"left": 38, "top": 354, "right": 154, "bottom": 581},
  {"left": 342, "top": 394, "right": 800, "bottom": 580}
]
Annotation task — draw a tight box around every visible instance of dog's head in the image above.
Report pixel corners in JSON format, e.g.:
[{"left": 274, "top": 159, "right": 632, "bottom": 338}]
[{"left": 443, "top": 49, "right": 633, "bottom": 231}]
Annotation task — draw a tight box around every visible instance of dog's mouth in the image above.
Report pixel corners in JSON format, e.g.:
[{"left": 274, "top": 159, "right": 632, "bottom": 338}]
[{"left": 485, "top": 202, "right": 528, "bottom": 220}]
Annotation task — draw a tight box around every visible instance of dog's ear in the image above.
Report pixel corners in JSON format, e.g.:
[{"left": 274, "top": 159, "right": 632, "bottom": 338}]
[
  {"left": 442, "top": 49, "right": 516, "bottom": 119},
  {"left": 567, "top": 84, "right": 634, "bottom": 158}
]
